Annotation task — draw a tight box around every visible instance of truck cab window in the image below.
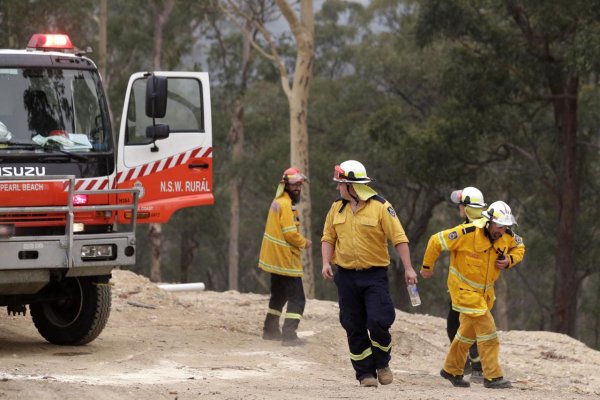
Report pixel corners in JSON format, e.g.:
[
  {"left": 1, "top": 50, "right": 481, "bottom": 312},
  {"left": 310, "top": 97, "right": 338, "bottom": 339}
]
[
  {"left": 125, "top": 77, "right": 204, "bottom": 145},
  {"left": 0, "top": 68, "right": 111, "bottom": 153}
]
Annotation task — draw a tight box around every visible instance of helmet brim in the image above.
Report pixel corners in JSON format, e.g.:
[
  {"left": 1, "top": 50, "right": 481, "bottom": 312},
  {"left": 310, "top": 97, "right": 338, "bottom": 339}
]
[
  {"left": 467, "top": 203, "right": 486, "bottom": 209},
  {"left": 482, "top": 211, "right": 518, "bottom": 226},
  {"left": 450, "top": 189, "right": 486, "bottom": 208},
  {"left": 450, "top": 190, "right": 462, "bottom": 205},
  {"left": 333, "top": 177, "right": 373, "bottom": 184}
]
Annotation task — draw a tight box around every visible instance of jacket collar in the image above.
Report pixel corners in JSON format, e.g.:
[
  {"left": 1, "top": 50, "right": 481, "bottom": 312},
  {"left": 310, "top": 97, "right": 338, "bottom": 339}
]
[{"left": 474, "top": 227, "right": 493, "bottom": 252}]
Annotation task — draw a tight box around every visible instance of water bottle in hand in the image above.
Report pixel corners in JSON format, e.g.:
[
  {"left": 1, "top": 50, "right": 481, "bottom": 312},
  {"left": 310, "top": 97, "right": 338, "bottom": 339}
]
[{"left": 407, "top": 283, "right": 421, "bottom": 307}]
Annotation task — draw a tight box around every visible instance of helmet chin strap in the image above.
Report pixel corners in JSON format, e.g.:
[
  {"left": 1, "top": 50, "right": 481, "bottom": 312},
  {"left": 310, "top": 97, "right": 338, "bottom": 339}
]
[
  {"left": 346, "top": 183, "right": 360, "bottom": 204},
  {"left": 484, "top": 221, "right": 500, "bottom": 243}
]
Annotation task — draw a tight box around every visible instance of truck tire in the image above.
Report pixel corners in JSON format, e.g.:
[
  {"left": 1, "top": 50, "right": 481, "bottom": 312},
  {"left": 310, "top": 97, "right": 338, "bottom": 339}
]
[{"left": 30, "top": 277, "right": 111, "bottom": 345}]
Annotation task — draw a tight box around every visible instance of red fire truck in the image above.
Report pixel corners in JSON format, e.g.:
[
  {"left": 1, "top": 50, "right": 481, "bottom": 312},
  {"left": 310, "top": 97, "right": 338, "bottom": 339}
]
[{"left": 0, "top": 34, "right": 213, "bottom": 344}]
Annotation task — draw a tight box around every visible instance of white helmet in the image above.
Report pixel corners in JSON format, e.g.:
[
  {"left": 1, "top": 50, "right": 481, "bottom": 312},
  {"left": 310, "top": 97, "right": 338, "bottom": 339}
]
[
  {"left": 481, "top": 201, "right": 518, "bottom": 226},
  {"left": 450, "top": 186, "right": 486, "bottom": 208},
  {"left": 333, "top": 160, "right": 373, "bottom": 183}
]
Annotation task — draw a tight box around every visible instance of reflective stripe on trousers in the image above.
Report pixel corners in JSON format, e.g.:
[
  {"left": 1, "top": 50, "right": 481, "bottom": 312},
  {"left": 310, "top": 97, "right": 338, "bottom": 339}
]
[
  {"left": 334, "top": 267, "right": 395, "bottom": 380},
  {"left": 443, "top": 310, "right": 502, "bottom": 379},
  {"left": 263, "top": 274, "right": 305, "bottom": 335}
]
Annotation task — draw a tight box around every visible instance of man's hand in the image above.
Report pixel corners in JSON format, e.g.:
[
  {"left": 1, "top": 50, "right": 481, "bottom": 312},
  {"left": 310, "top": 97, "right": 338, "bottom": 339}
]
[
  {"left": 404, "top": 267, "right": 418, "bottom": 285},
  {"left": 322, "top": 263, "right": 334, "bottom": 280},
  {"left": 304, "top": 239, "right": 312, "bottom": 249},
  {"left": 420, "top": 267, "right": 433, "bottom": 279},
  {"left": 496, "top": 257, "right": 509, "bottom": 270}
]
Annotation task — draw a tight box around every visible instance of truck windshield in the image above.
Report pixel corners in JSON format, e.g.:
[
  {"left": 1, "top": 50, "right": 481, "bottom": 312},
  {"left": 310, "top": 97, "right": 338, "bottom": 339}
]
[{"left": 0, "top": 67, "right": 111, "bottom": 153}]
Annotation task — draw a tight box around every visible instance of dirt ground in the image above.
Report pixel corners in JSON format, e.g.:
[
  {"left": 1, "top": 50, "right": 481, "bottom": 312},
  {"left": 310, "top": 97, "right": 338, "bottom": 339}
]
[{"left": 1, "top": 270, "right": 599, "bottom": 400}]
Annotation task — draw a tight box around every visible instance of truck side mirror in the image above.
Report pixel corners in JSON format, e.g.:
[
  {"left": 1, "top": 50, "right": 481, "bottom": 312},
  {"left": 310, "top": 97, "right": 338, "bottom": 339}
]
[
  {"left": 145, "top": 75, "right": 167, "bottom": 118},
  {"left": 145, "top": 74, "right": 170, "bottom": 152}
]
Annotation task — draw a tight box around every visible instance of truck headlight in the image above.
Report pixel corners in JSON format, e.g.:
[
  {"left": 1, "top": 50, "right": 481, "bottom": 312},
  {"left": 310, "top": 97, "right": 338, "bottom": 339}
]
[
  {"left": 81, "top": 244, "right": 116, "bottom": 261},
  {"left": 0, "top": 224, "right": 15, "bottom": 238}
]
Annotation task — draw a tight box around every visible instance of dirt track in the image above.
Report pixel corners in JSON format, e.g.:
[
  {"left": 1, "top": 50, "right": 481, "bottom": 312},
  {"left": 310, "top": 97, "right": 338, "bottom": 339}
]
[{"left": 1, "top": 270, "right": 599, "bottom": 400}]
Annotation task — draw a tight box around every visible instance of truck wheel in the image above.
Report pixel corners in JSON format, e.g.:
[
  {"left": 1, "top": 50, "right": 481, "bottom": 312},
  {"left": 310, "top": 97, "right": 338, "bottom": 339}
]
[{"left": 30, "top": 277, "right": 111, "bottom": 345}]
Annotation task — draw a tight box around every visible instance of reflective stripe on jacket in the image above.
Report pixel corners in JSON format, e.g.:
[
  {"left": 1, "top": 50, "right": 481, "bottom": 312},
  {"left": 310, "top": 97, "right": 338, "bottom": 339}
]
[
  {"left": 422, "top": 223, "right": 525, "bottom": 315},
  {"left": 258, "top": 191, "right": 307, "bottom": 277}
]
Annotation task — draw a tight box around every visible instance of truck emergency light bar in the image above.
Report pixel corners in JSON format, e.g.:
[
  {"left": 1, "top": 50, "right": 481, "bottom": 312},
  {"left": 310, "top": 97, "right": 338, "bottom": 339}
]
[{"left": 27, "top": 34, "right": 74, "bottom": 51}]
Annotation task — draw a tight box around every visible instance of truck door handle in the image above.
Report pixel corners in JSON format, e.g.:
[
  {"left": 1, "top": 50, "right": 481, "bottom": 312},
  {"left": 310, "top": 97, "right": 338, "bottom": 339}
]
[{"left": 188, "top": 163, "right": 209, "bottom": 169}]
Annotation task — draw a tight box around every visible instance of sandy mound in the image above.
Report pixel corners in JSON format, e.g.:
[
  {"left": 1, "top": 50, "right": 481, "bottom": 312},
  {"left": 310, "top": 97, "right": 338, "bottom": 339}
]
[{"left": 0, "top": 269, "right": 597, "bottom": 400}]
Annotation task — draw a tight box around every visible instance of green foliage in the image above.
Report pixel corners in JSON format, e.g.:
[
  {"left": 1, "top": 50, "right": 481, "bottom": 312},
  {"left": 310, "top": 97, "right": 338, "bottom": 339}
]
[
  {"left": 105, "top": 1, "right": 210, "bottom": 127},
  {"left": 0, "top": 0, "right": 97, "bottom": 48}
]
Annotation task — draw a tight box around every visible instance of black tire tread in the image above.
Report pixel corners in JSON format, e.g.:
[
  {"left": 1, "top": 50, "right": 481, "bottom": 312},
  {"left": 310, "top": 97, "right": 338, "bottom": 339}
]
[{"left": 31, "top": 278, "right": 112, "bottom": 345}]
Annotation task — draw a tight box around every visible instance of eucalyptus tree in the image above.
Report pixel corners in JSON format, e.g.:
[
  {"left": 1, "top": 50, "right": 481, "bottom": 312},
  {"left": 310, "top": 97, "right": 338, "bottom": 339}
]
[
  {"left": 0, "top": 0, "right": 97, "bottom": 49},
  {"left": 207, "top": 1, "right": 272, "bottom": 291},
  {"left": 220, "top": 0, "right": 317, "bottom": 296},
  {"left": 144, "top": 0, "right": 177, "bottom": 283}
]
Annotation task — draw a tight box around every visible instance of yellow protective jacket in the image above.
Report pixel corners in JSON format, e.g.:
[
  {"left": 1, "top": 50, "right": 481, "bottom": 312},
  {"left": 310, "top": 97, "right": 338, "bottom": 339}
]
[
  {"left": 321, "top": 195, "right": 409, "bottom": 269},
  {"left": 258, "top": 191, "right": 308, "bottom": 277},
  {"left": 422, "top": 222, "right": 525, "bottom": 315}
]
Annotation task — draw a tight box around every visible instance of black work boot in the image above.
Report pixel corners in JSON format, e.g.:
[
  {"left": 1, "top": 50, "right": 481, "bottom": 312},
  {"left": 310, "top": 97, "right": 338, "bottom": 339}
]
[
  {"left": 281, "top": 315, "right": 303, "bottom": 346},
  {"left": 262, "top": 330, "right": 282, "bottom": 341},
  {"left": 440, "top": 369, "right": 470, "bottom": 387},
  {"left": 463, "top": 358, "right": 472, "bottom": 375},
  {"left": 262, "top": 313, "right": 281, "bottom": 341},
  {"left": 470, "top": 361, "right": 483, "bottom": 383},
  {"left": 483, "top": 377, "right": 512, "bottom": 389},
  {"left": 467, "top": 345, "right": 481, "bottom": 377},
  {"left": 281, "top": 331, "right": 305, "bottom": 346}
]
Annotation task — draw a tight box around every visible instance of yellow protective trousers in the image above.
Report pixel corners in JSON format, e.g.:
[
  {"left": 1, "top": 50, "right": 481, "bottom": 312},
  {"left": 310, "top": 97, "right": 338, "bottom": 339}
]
[{"left": 443, "top": 310, "right": 503, "bottom": 380}]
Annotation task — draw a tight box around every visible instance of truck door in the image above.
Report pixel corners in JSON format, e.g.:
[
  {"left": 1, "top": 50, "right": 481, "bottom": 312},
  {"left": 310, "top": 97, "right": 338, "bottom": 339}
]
[{"left": 116, "top": 72, "right": 213, "bottom": 223}]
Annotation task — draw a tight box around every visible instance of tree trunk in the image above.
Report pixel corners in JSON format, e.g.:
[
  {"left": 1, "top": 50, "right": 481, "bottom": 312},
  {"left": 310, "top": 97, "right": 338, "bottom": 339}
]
[
  {"left": 180, "top": 227, "right": 198, "bottom": 283},
  {"left": 228, "top": 176, "right": 241, "bottom": 291},
  {"left": 6, "top": 3, "right": 17, "bottom": 48},
  {"left": 508, "top": 4, "right": 581, "bottom": 337},
  {"left": 280, "top": 0, "right": 315, "bottom": 297},
  {"left": 147, "top": 0, "right": 175, "bottom": 283},
  {"left": 152, "top": 0, "right": 175, "bottom": 71},
  {"left": 224, "top": 0, "right": 315, "bottom": 295},
  {"left": 292, "top": 98, "right": 314, "bottom": 297},
  {"left": 227, "top": 21, "right": 253, "bottom": 291},
  {"left": 148, "top": 223, "right": 162, "bottom": 282},
  {"left": 227, "top": 99, "right": 245, "bottom": 292},
  {"left": 98, "top": 0, "right": 107, "bottom": 79},
  {"left": 292, "top": 74, "right": 314, "bottom": 298},
  {"left": 549, "top": 75, "right": 579, "bottom": 336}
]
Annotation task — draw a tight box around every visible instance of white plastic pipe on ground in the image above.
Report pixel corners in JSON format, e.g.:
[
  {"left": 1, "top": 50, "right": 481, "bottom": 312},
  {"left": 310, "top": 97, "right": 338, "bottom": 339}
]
[{"left": 157, "top": 282, "right": 206, "bottom": 292}]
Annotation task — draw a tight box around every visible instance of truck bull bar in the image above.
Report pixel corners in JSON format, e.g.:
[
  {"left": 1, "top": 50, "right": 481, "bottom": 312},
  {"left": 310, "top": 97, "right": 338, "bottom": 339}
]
[{"left": 0, "top": 175, "right": 139, "bottom": 292}]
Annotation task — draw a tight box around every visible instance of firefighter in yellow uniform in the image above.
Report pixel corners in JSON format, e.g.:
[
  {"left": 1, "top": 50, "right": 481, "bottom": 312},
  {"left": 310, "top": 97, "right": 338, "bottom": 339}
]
[
  {"left": 447, "top": 186, "right": 487, "bottom": 381},
  {"left": 421, "top": 201, "right": 525, "bottom": 389},
  {"left": 321, "top": 160, "right": 417, "bottom": 388},
  {"left": 258, "top": 167, "right": 311, "bottom": 346}
]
